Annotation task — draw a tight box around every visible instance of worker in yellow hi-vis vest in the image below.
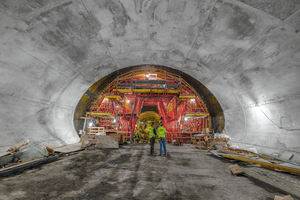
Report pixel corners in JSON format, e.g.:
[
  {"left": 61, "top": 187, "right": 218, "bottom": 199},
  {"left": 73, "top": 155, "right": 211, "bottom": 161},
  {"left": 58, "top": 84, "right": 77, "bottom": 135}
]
[
  {"left": 157, "top": 122, "right": 167, "bottom": 156},
  {"left": 149, "top": 122, "right": 157, "bottom": 155}
]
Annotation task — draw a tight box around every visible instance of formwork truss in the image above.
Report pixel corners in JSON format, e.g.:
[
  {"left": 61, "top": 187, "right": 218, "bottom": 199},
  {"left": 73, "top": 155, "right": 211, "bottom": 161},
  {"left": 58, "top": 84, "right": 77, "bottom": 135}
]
[{"left": 82, "top": 66, "right": 212, "bottom": 143}]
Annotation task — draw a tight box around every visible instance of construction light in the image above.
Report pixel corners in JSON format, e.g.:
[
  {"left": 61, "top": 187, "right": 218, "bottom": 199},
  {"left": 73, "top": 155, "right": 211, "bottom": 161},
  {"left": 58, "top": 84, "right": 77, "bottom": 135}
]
[
  {"left": 191, "top": 99, "right": 195, "bottom": 102},
  {"left": 127, "top": 100, "right": 130, "bottom": 103},
  {"left": 89, "top": 122, "right": 93, "bottom": 127},
  {"left": 113, "top": 119, "right": 116, "bottom": 123},
  {"left": 184, "top": 117, "right": 188, "bottom": 121}
]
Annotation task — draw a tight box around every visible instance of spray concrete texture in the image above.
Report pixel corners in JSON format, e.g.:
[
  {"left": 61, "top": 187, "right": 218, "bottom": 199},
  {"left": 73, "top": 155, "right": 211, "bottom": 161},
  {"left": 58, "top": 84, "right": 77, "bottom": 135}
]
[
  {"left": 1, "top": 0, "right": 300, "bottom": 161},
  {"left": 1, "top": 144, "right": 299, "bottom": 200},
  {"left": 0, "top": 0, "right": 300, "bottom": 196}
]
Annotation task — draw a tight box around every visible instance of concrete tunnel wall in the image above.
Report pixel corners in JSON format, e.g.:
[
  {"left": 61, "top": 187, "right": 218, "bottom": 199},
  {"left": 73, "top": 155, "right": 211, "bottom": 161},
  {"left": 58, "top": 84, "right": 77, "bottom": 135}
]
[{"left": 0, "top": 0, "right": 300, "bottom": 161}]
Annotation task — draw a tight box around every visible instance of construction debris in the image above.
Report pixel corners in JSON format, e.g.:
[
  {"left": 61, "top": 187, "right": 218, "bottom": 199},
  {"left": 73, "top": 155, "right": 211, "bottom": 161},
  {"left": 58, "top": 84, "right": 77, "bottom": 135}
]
[
  {"left": 192, "top": 133, "right": 230, "bottom": 150},
  {"left": 274, "top": 195, "right": 294, "bottom": 200},
  {"left": 224, "top": 154, "right": 300, "bottom": 175},
  {"left": 229, "top": 164, "right": 244, "bottom": 175},
  {"left": 46, "top": 146, "right": 55, "bottom": 155},
  {"left": 0, "top": 152, "right": 14, "bottom": 167},
  {"left": 0, "top": 140, "right": 53, "bottom": 170},
  {"left": 0, "top": 156, "right": 58, "bottom": 178},
  {"left": 7, "top": 141, "right": 29, "bottom": 153},
  {"left": 211, "top": 146, "right": 300, "bottom": 199},
  {"left": 210, "top": 146, "right": 300, "bottom": 175},
  {"left": 14, "top": 140, "right": 49, "bottom": 160}
]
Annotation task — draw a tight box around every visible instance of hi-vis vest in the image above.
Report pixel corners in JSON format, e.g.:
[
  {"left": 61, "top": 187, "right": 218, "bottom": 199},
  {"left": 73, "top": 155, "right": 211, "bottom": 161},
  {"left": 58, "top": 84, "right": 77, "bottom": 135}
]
[
  {"left": 149, "top": 127, "right": 155, "bottom": 138},
  {"left": 158, "top": 126, "right": 166, "bottom": 138}
]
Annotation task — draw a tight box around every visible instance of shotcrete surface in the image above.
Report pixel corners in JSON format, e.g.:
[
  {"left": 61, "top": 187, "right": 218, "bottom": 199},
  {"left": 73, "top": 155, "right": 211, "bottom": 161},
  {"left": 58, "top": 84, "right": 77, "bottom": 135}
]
[{"left": 0, "top": 0, "right": 300, "bottom": 162}]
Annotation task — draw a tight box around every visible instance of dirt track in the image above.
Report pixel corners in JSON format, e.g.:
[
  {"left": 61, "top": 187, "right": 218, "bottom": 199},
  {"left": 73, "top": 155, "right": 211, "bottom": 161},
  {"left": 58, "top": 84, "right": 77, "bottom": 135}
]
[{"left": 0, "top": 143, "right": 295, "bottom": 200}]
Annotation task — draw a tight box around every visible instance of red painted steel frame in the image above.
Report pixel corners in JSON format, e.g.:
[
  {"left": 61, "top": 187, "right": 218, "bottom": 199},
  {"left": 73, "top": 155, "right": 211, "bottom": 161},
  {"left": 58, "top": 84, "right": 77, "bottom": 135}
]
[{"left": 88, "top": 69, "right": 209, "bottom": 142}]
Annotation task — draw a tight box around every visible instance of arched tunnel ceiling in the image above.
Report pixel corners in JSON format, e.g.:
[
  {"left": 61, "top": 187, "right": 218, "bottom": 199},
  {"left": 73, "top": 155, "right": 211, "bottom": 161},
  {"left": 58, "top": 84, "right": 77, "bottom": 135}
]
[{"left": 0, "top": 0, "right": 300, "bottom": 161}]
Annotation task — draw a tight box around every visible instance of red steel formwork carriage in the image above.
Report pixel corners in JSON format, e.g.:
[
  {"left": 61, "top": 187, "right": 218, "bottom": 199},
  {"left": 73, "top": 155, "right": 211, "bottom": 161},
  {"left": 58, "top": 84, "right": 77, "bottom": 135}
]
[{"left": 83, "top": 67, "right": 211, "bottom": 143}]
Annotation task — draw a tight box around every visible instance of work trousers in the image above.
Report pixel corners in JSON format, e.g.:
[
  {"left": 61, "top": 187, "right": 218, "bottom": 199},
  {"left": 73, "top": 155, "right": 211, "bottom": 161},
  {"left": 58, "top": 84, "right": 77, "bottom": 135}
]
[
  {"left": 159, "top": 137, "right": 167, "bottom": 155},
  {"left": 150, "top": 137, "right": 155, "bottom": 154}
]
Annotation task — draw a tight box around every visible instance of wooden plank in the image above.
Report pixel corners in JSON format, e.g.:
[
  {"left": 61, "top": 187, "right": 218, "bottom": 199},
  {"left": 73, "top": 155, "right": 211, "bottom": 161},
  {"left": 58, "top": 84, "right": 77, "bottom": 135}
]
[
  {"left": 18, "top": 159, "right": 34, "bottom": 164},
  {"left": 229, "top": 164, "right": 244, "bottom": 175},
  {"left": 274, "top": 195, "right": 294, "bottom": 200},
  {"left": 223, "top": 154, "right": 300, "bottom": 175},
  {"left": 80, "top": 117, "right": 93, "bottom": 119},
  {"left": 83, "top": 113, "right": 88, "bottom": 133},
  {"left": 219, "top": 149, "right": 255, "bottom": 157},
  {"left": 5, "top": 163, "right": 19, "bottom": 167},
  {"left": 87, "top": 127, "right": 105, "bottom": 134},
  {"left": 117, "top": 131, "right": 131, "bottom": 134}
]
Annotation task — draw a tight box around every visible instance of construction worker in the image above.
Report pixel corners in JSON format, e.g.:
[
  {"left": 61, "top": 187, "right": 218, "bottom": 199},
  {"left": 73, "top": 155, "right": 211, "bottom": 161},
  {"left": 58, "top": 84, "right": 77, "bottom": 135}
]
[
  {"left": 135, "top": 133, "right": 140, "bottom": 143},
  {"left": 149, "top": 122, "right": 157, "bottom": 155},
  {"left": 94, "top": 118, "right": 99, "bottom": 127},
  {"left": 157, "top": 122, "right": 167, "bottom": 156}
]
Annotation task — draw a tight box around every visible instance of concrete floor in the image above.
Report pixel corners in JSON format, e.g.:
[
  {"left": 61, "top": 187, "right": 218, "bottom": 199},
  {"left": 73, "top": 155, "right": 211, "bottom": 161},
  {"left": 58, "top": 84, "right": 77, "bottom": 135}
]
[{"left": 0, "top": 144, "right": 298, "bottom": 200}]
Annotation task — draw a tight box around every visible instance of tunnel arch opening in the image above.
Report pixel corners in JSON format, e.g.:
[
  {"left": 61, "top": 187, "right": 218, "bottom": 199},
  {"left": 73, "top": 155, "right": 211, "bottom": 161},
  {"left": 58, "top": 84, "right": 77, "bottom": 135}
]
[{"left": 74, "top": 65, "right": 225, "bottom": 142}]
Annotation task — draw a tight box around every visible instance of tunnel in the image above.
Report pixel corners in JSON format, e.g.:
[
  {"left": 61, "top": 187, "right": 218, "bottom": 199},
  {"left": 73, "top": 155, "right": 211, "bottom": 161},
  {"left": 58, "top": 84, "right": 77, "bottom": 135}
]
[{"left": 1, "top": 0, "right": 300, "bottom": 199}]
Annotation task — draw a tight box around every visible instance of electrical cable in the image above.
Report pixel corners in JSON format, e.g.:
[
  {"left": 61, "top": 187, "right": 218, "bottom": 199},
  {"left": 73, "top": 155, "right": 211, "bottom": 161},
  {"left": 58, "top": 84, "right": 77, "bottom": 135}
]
[{"left": 259, "top": 108, "right": 300, "bottom": 131}]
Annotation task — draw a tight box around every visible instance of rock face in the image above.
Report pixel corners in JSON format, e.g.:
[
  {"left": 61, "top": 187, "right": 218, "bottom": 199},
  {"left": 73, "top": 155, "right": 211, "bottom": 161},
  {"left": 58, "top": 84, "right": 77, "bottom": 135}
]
[{"left": 0, "top": 1, "right": 300, "bottom": 161}]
